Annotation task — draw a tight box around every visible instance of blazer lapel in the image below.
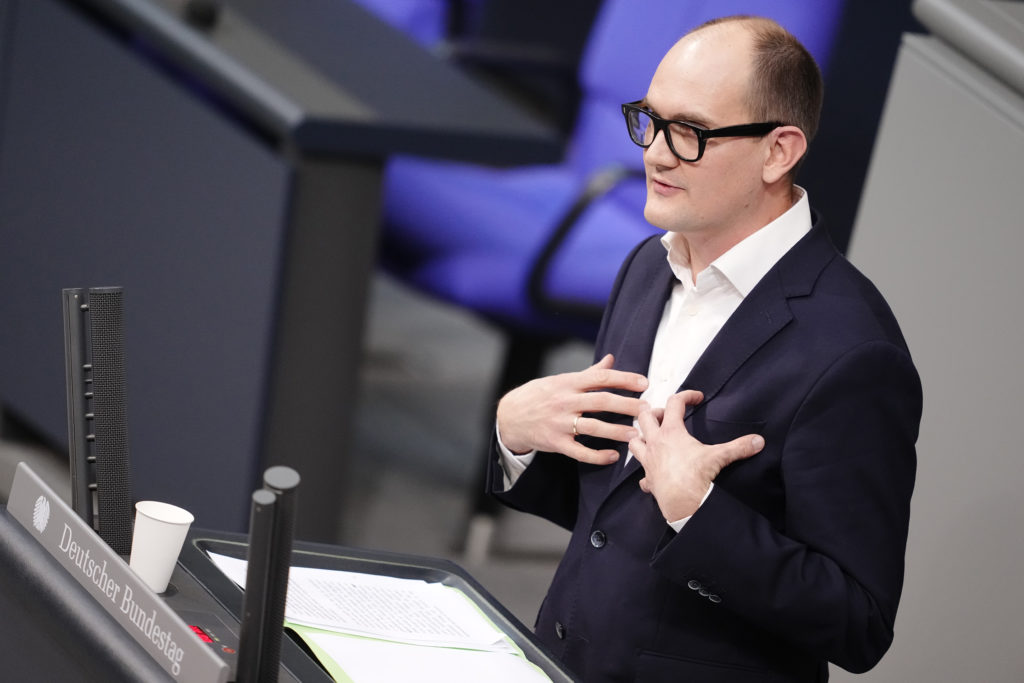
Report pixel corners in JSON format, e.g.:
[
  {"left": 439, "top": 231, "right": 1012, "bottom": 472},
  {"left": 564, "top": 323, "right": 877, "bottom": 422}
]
[
  {"left": 679, "top": 273, "right": 792, "bottom": 406},
  {"left": 598, "top": 256, "right": 675, "bottom": 494},
  {"left": 681, "top": 222, "right": 836, "bottom": 410},
  {"left": 611, "top": 267, "right": 675, "bottom": 378}
]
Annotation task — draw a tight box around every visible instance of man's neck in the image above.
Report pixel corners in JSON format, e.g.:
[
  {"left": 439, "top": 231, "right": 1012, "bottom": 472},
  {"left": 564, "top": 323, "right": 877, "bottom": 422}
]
[{"left": 678, "top": 185, "right": 798, "bottom": 281}]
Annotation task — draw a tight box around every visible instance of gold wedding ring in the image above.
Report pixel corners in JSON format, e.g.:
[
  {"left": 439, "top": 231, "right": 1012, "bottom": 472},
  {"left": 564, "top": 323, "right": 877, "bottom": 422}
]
[{"left": 573, "top": 415, "right": 581, "bottom": 437}]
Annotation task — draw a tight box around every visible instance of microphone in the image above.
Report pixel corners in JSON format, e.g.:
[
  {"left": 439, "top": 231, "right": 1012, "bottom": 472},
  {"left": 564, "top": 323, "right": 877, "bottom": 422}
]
[
  {"left": 236, "top": 467, "right": 300, "bottom": 683},
  {"left": 62, "top": 287, "right": 134, "bottom": 555}
]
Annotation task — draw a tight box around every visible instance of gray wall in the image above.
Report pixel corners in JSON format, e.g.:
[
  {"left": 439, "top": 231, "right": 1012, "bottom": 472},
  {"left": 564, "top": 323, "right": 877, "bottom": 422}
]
[{"left": 840, "top": 32, "right": 1024, "bottom": 681}]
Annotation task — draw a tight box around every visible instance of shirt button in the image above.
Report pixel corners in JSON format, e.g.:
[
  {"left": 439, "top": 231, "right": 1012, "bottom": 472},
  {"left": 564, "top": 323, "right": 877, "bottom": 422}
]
[
  {"left": 685, "top": 305, "right": 699, "bottom": 316},
  {"left": 555, "top": 622, "right": 566, "bottom": 640},
  {"left": 590, "top": 530, "right": 607, "bottom": 548}
]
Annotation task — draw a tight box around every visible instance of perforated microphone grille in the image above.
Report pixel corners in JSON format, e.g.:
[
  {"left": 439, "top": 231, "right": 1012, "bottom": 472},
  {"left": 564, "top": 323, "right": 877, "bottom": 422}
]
[{"left": 88, "top": 288, "right": 134, "bottom": 555}]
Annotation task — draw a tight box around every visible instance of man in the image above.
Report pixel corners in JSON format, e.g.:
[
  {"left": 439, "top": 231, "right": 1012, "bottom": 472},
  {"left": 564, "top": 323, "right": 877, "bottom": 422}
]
[{"left": 489, "top": 16, "right": 922, "bottom": 683}]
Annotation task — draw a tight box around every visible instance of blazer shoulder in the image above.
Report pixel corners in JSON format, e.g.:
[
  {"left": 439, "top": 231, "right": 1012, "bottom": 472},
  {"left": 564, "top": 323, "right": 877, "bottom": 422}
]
[
  {"left": 604, "top": 234, "right": 669, "bottom": 307},
  {"left": 764, "top": 224, "right": 912, "bottom": 353},
  {"left": 796, "top": 248, "right": 913, "bottom": 353}
]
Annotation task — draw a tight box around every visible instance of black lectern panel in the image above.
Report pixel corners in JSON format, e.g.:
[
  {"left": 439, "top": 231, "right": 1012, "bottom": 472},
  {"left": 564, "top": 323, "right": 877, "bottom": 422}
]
[{"left": 0, "top": 508, "right": 173, "bottom": 681}]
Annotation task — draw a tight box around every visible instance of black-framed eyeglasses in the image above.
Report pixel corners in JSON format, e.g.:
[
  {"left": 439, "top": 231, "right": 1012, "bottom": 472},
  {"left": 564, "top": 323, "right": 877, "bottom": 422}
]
[{"left": 622, "top": 101, "right": 782, "bottom": 162}]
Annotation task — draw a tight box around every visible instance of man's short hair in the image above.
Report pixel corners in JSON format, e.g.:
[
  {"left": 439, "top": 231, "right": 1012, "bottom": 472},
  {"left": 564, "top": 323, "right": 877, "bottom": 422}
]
[{"left": 692, "top": 16, "right": 824, "bottom": 150}]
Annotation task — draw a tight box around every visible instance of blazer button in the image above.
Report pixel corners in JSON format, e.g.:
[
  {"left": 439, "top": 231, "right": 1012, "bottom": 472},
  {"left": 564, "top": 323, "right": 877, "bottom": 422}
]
[
  {"left": 708, "top": 594, "right": 722, "bottom": 604},
  {"left": 555, "top": 622, "right": 567, "bottom": 640},
  {"left": 687, "top": 579, "right": 702, "bottom": 591},
  {"left": 590, "top": 530, "right": 607, "bottom": 548}
]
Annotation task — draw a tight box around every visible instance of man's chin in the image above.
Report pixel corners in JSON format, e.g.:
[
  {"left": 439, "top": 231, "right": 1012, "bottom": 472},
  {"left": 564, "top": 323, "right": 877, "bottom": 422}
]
[{"left": 644, "top": 204, "right": 688, "bottom": 233}]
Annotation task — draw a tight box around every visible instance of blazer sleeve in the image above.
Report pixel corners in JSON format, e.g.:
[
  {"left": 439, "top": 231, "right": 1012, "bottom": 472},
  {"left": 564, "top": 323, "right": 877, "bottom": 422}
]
[
  {"left": 485, "top": 432, "right": 580, "bottom": 531},
  {"left": 650, "top": 339, "right": 921, "bottom": 674}
]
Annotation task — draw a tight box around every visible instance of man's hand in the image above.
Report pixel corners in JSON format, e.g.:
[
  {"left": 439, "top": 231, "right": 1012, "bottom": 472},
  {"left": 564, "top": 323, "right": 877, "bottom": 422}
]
[
  {"left": 496, "top": 354, "right": 649, "bottom": 465},
  {"left": 630, "top": 390, "right": 765, "bottom": 521}
]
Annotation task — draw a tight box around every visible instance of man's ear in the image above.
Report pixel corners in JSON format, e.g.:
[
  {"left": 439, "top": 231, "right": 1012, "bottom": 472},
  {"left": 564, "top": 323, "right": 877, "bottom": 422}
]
[{"left": 762, "top": 126, "right": 807, "bottom": 184}]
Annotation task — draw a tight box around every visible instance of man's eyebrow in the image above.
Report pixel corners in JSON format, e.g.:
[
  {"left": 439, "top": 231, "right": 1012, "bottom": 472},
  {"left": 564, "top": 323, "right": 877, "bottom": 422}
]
[{"left": 642, "top": 100, "right": 713, "bottom": 129}]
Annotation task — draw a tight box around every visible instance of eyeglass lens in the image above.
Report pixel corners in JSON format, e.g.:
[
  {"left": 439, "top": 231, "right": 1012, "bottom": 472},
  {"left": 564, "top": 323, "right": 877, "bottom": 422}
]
[{"left": 627, "top": 109, "right": 701, "bottom": 161}]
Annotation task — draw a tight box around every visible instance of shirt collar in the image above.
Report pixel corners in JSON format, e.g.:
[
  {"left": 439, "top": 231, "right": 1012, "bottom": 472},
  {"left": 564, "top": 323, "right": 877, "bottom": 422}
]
[{"left": 660, "top": 187, "right": 812, "bottom": 296}]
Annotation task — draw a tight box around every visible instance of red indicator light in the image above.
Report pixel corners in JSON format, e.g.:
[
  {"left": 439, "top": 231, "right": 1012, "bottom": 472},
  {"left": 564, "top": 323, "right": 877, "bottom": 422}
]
[{"left": 189, "top": 624, "right": 215, "bottom": 644}]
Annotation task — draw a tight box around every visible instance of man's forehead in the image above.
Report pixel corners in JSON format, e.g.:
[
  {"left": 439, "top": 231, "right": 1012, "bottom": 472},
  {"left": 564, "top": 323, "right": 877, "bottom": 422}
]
[
  {"left": 646, "top": 23, "right": 753, "bottom": 119},
  {"left": 664, "top": 22, "right": 753, "bottom": 74}
]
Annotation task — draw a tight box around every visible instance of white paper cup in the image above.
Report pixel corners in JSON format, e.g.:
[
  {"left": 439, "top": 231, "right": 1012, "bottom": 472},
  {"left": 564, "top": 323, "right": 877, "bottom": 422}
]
[{"left": 128, "top": 500, "right": 194, "bottom": 593}]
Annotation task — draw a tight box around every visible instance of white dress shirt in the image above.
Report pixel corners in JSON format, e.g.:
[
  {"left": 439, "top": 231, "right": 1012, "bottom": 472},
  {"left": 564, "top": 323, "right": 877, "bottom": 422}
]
[{"left": 498, "top": 188, "right": 813, "bottom": 529}]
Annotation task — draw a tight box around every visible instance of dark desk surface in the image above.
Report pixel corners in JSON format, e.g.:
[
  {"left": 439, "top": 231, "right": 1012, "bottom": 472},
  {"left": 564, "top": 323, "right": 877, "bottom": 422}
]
[{"left": 81, "top": 0, "right": 561, "bottom": 161}]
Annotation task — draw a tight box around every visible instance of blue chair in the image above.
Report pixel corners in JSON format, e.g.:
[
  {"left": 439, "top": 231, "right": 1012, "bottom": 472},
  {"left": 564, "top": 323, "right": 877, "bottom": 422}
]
[{"left": 377, "top": 0, "right": 846, "bottom": 551}]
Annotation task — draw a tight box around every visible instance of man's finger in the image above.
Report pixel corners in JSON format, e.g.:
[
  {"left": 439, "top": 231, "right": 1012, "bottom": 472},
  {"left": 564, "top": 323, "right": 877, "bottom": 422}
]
[
  {"left": 579, "top": 393, "right": 646, "bottom": 419},
  {"left": 628, "top": 436, "right": 647, "bottom": 465},
  {"left": 581, "top": 355, "right": 649, "bottom": 394},
  {"left": 636, "top": 406, "right": 659, "bottom": 436},
  {"left": 580, "top": 417, "right": 638, "bottom": 444},
  {"left": 565, "top": 442, "right": 621, "bottom": 466},
  {"left": 664, "top": 390, "right": 705, "bottom": 416},
  {"left": 580, "top": 369, "right": 649, "bottom": 394},
  {"left": 711, "top": 434, "right": 766, "bottom": 471}
]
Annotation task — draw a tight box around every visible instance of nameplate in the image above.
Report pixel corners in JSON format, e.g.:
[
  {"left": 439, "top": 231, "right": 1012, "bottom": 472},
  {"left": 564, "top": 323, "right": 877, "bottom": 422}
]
[{"left": 7, "top": 462, "right": 228, "bottom": 683}]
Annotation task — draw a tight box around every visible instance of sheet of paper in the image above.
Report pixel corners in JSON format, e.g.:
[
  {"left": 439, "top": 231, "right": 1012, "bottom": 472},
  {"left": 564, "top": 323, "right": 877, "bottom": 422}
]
[
  {"left": 298, "top": 628, "right": 553, "bottom": 683},
  {"left": 209, "top": 553, "right": 509, "bottom": 651}
]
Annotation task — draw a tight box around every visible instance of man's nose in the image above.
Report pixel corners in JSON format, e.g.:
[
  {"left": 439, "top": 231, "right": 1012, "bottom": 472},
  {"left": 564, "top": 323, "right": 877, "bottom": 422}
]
[{"left": 644, "top": 128, "right": 677, "bottom": 165}]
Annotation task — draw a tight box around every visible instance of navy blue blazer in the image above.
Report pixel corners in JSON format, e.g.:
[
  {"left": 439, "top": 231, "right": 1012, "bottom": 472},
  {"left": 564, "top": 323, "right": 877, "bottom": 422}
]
[{"left": 488, "top": 221, "right": 922, "bottom": 682}]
